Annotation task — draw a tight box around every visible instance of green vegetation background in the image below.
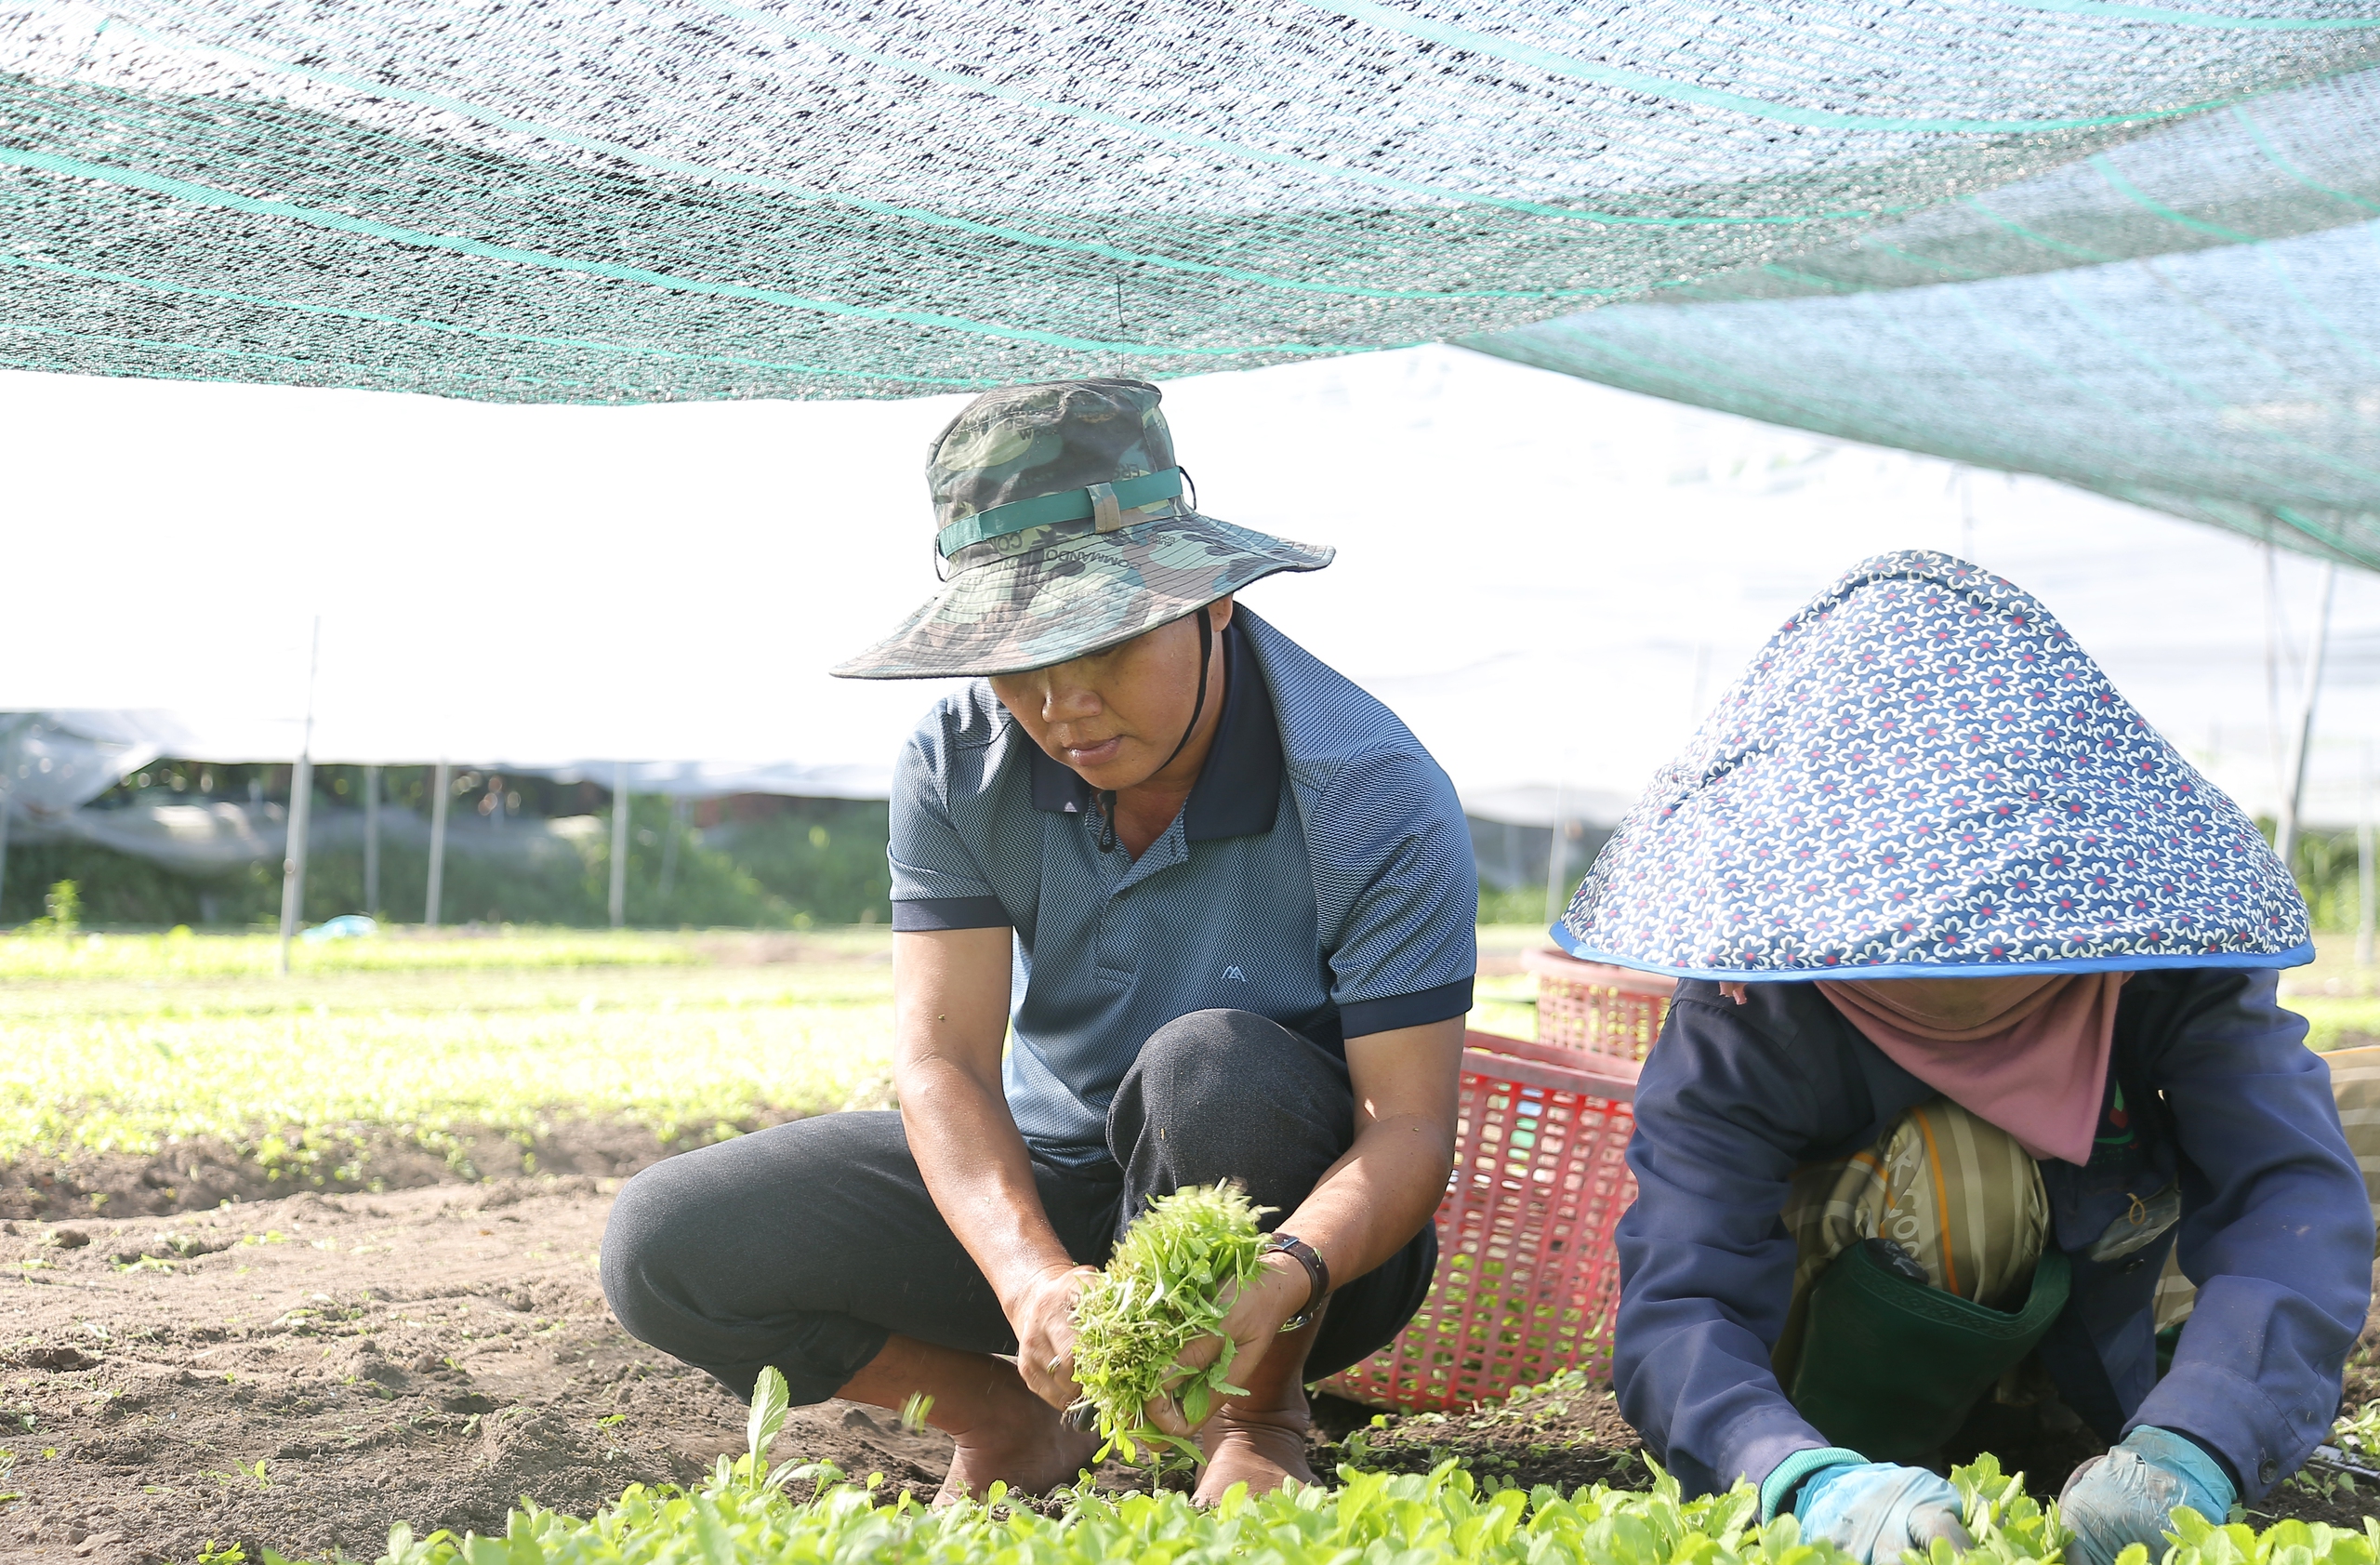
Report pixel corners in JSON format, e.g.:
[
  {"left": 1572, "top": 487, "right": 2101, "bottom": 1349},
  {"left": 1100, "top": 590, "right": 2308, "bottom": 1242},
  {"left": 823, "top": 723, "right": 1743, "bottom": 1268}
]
[
  {"left": 20, "top": 755, "right": 2380, "bottom": 942},
  {"left": 2, "top": 789, "right": 892, "bottom": 930}
]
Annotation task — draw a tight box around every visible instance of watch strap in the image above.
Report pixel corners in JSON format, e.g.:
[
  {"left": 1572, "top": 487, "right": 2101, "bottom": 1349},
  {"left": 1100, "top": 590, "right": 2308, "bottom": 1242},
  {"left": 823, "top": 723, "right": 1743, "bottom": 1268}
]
[{"left": 1264, "top": 1232, "right": 1329, "bottom": 1330}]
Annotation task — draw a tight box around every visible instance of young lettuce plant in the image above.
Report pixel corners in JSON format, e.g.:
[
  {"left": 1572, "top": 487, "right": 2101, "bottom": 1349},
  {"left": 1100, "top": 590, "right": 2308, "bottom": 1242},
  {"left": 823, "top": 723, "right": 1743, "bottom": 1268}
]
[
  {"left": 726, "top": 1365, "right": 805, "bottom": 1493},
  {"left": 1070, "top": 1182, "right": 1272, "bottom": 1466}
]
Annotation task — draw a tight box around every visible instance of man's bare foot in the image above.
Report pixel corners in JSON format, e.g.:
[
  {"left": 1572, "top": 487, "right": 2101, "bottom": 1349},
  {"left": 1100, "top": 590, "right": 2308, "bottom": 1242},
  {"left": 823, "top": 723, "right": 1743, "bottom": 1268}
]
[
  {"left": 1192, "top": 1395, "right": 1316, "bottom": 1504},
  {"left": 832, "top": 1333, "right": 1102, "bottom": 1506},
  {"left": 935, "top": 1394, "right": 1102, "bottom": 1505}
]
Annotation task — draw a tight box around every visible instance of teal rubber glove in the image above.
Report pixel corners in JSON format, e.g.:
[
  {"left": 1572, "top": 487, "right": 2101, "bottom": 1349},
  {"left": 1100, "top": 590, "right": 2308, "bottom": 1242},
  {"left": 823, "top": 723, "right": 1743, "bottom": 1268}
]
[
  {"left": 2059, "top": 1427, "right": 2237, "bottom": 1565},
  {"left": 1791, "top": 1460, "right": 1974, "bottom": 1563}
]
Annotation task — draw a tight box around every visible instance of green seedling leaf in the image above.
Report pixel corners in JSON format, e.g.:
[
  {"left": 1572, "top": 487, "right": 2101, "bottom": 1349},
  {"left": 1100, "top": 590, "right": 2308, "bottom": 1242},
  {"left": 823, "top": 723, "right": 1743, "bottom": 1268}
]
[
  {"left": 898, "top": 1391, "right": 933, "bottom": 1435},
  {"left": 745, "top": 1365, "right": 790, "bottom": 1468},
  {"left": 165, "top": 1452, "right": 2380, "bottom": 1565}
]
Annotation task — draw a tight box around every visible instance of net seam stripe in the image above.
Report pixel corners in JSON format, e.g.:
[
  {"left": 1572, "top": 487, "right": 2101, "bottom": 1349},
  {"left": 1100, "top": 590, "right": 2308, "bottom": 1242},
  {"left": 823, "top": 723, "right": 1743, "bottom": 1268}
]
[
  {"left": 1291, "top": 0, "right": 2328, "bottom": 132},
  {"left": 2273, "top": 504, "right": 2373, "bottom": 559},
  {"left": 2133, "top": 244, "right": 2380, "bottom": 421},
  {"left": 0, "top": 146, "right": 1380, "bottom": 359},
  {"left": 1938, "top": 267, "right": 2376, "bottom": 497},
  {"left": 0, "top": 347, "right": 221, "bottom": 386},
  {"left": 1854, "top": 237, "right": 1992, "bottom": 284},
  {"left": 1990, "top": 0, "right": 2380, "bottom": 29},
  {"left": 0, "top": 316, "right": 594, "bottom": 389},
  {"left": 1957, "top": 197, "right": 2122, "bottom": 263},
  {"left": 2242, "top": 244, "right": 2380, "bottom": 378},
  {"left": 0, "top": 252, "right": 1006, "bottom": 388},
  {"left": 2120, "top": 254, "right": 2334, "bottom": 402},
  {"left": 2039, "top": 271, "right": 2380, "bottom": 485},
  {"left": 1498, "top": 272, "right": 2336, "bottom": 514},
  {"left": 677, "top": 0, "right": 1924, "bottom": 228},
  {"left": 1898, "top": 268, "right": 2352, "bottom": 501},
  {"left": 2083, "top": 154, "right": 2380, "bottom": 377},
  {"left": 87, "top": 18, "right": 1629, "bottom": 306},
  {"left": 2087, "top": 153, "right": 2263, "bottom": 243},
  {"left": 2228, "top": 104, "right": 2380, "bottom": 213}
]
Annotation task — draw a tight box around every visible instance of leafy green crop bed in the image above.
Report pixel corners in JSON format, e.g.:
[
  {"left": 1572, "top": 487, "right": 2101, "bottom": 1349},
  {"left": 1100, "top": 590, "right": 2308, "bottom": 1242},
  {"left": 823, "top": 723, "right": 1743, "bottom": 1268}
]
[
  {"left": 242, "top": 1368, "right": 2375, "bottom": 1565},
  {"left": 0, "top": 928, "right": 694, "bottom": 981},
  {"left": 0, "top": 926, "right": 1534, "bottom": 1185},
  {"left": 0, "top": 934, "right": 900, "bottom": 1215},
  {"left": 0, "top": 926, "right": 845, "bottom": 982}
]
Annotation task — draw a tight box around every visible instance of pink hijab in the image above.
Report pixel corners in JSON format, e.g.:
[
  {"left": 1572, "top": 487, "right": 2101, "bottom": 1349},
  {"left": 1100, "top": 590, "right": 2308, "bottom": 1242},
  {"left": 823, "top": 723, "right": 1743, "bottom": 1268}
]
[{"left": 1721, "top": 974, "right": 2129, "bottom": 1165}]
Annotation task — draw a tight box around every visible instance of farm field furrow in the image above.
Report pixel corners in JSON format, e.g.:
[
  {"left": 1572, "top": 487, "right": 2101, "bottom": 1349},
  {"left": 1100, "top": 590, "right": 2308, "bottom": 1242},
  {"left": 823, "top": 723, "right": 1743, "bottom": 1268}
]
[{"left": 2, "top": 935, "right": 901, "bottom": 1220}]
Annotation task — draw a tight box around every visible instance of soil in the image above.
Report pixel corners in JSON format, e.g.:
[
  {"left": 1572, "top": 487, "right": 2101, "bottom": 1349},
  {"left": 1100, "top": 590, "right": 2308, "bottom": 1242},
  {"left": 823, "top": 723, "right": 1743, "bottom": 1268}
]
[
  {"left": 1309, "top": 1378, "right": 1649, "bottom": 1495},
  {"left": 0, "top": 1179, "right": 957, "bottom": 1565},
  {"left": 4, "top": 1178, "right": 2374, "bottom": 1565},
  {"left": 0, "top": 1116, "right": 788, "bottom": 1225}
]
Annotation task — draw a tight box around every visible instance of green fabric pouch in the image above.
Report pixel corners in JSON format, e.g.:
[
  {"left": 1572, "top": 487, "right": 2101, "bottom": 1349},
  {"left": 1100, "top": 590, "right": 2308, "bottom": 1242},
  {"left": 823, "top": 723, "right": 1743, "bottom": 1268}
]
[{"left": 1783, "top": 1239, "right": 2072, "bottom": 1465}]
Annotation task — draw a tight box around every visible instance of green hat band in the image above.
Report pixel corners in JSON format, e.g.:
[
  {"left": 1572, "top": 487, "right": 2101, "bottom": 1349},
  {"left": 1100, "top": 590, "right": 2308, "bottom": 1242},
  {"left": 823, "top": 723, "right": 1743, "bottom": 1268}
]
[{"left": 933, "top": 467, "right": 1184, "bottom": 560}]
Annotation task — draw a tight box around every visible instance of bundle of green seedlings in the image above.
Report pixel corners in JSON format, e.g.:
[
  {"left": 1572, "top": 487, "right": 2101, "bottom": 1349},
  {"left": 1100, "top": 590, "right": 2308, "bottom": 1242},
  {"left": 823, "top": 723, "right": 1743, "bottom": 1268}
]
[
  {"left": 255, "top": 1371, "right": 2373, "bottom": 1565},
  {"left": 1068, "top": 1180, "right": 1272, "bottom": 1466}
]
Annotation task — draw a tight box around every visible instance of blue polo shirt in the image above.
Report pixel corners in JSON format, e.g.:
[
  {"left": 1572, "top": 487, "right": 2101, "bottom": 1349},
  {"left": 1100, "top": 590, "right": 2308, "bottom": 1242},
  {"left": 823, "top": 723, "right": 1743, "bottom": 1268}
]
[{"left": 888, "top": 607, "right": 1477, "bottom": 1168}]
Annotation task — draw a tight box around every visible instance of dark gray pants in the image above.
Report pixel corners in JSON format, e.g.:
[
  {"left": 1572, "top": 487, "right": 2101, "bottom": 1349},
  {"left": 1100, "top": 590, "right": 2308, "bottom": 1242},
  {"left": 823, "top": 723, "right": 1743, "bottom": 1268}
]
[{"left": 600, "top": 1008, "right": 1438, "bottom": 1403}]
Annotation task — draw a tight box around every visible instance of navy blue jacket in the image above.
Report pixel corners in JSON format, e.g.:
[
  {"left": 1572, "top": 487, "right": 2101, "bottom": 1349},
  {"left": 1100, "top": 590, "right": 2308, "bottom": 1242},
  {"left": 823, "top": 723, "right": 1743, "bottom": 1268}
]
[{"left": 1615, "top": 968, "right": 2372, "bottom": 1502}]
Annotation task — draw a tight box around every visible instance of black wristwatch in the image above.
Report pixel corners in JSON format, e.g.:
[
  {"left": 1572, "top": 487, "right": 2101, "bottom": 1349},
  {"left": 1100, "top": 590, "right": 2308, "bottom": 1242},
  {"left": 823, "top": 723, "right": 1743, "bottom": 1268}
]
[{"left": 1263, "top": 1232, "right": 1329, "bottom": 1331}]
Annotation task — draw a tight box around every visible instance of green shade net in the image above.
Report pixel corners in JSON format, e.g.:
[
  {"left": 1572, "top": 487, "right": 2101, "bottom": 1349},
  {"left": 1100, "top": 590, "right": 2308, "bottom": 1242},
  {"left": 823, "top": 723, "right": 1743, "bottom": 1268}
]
[
  {"left": 1465, "top": 63, "right": 2380, "bottom": 568},
  {"left": 0, "top": 1, "right": 2375, "bottom": 401}
]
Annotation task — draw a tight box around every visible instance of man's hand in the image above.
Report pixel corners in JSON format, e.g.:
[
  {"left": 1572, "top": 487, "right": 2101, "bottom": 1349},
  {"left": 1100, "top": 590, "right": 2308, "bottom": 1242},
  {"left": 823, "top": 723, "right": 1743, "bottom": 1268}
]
[
  {"left": 1011, "top": 1261, "right": 1101, "bottom": 1411},
  {"left": 1142, "top": 1251, "right": 1311, "bottom": 1437}
]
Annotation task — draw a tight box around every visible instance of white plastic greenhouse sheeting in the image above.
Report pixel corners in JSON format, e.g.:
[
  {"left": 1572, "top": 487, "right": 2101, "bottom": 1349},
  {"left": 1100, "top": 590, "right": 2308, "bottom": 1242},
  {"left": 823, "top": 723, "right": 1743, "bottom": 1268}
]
[{"left": 7, "top": 346, "right": 2374, "bottom": 829}]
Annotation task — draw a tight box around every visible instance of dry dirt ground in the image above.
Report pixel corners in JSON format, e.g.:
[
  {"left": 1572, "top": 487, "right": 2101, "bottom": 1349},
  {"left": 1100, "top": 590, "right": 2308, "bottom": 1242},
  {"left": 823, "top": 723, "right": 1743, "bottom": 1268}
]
[
  {"left": 0, "top": 1179, "right": 959, "bottom": 1564},
  {"left": 5, "top": 1178, "right": 2374, "bottom": 1565}
]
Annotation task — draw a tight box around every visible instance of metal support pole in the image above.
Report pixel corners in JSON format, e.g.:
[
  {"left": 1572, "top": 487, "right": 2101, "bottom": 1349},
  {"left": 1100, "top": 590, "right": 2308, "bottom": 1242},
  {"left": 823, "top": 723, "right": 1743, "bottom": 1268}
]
[
  {"left": 426, "top": 761, "right": 451, "bottom": 928},
  {"left": 2275, "top": 562, "right": 2337, "bottom": 873},
  {"left": 2359, "top": 743, "right": 2373, "bottom": 973},
  {"left": 657, "top": 794, "right": 683, "bottom": 902},
  {"left": 363, "top": 763, "right": 381, "bottom": 917},
  {"left": 1542, "top": 780, "right": 1569, "bottom": 929},
  {"left": 610, "top": 763, "right": 630, "bottom": 930},
  {"left": 2266, "top": 538, "right": 2285, "bottom": 813},
  {"left": 277, "top": 617, "right": 322, "bottom": 976}
]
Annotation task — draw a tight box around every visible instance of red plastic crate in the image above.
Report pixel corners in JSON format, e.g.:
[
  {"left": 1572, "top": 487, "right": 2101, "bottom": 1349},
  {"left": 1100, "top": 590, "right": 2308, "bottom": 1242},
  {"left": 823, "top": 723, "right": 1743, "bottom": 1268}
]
[
  {"left": 1524, "top": 948, "right": 1675, "bottom": 1062},
  {"left": 1320, "top": 1030, "right": 1640, "bottom": 1412}
]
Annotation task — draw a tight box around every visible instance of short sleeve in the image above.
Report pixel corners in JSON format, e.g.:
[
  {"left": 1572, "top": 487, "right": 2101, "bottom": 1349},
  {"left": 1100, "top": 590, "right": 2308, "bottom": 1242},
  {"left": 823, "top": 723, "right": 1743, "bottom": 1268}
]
[
  {"left": 1313, "top": 747, "right": 1477, "bottom": 1037},
  {"left": 889, "top": 725, "right": 1010, "bottom": 931}
]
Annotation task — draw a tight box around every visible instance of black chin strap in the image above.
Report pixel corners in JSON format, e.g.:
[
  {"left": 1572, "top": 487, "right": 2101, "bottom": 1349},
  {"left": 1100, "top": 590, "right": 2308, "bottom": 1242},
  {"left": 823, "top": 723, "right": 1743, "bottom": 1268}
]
[{"left": 1098, "top": 604, "right": 1215, "bottom": 854}]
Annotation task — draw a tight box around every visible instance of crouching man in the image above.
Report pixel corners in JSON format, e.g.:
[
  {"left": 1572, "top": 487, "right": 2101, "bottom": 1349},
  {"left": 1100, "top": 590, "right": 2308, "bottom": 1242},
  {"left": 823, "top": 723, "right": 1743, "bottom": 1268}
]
[{"left": 600, "top": 378, "right": 1474, "bottom": 1502}]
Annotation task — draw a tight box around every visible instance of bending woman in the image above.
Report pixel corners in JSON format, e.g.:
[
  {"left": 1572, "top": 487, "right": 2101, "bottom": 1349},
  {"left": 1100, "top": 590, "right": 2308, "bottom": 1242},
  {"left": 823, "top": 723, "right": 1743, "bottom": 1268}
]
[{"left": 1556, "top": 552, "right": 2372, "bottom": 1565}]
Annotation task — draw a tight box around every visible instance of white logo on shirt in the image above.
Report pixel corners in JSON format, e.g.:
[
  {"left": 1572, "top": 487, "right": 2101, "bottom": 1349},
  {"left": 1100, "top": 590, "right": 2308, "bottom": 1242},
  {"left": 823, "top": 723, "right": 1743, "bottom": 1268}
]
[{"left": 1223, "top": 965, "right": 1248, "bottom": 982}]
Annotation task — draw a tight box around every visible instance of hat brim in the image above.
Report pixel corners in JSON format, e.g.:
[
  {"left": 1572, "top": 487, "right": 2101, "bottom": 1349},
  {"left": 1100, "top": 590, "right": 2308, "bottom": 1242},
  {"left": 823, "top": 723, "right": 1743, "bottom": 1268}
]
[{"left": 829, "top": 513, "right": 1332, "bottom": 679}]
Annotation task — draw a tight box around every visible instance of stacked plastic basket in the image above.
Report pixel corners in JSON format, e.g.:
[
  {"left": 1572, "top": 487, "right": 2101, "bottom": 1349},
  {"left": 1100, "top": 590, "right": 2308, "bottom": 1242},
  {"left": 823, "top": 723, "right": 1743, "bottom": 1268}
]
[
  {"left": 1321, "top": 953, "right": 1676, "bottom": 1412},
  {"left": 1523, "top": 949, "right": 1677, "bottom": 1063}
]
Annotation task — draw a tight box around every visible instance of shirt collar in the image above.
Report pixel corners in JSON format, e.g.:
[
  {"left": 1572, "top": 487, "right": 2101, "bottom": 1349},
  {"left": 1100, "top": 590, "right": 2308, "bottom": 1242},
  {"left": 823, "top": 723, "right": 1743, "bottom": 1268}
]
[{"left": 1025, "top": 618, "right": 1280, "bottom": 842}]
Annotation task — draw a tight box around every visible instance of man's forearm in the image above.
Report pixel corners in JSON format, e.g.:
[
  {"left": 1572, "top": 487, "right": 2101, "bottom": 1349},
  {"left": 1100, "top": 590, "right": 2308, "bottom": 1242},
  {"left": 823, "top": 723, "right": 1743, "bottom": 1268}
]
[
  {"left": 1277, "top": 1112, "right": 1454, "bottom": 1291},
  {"left": 898, "top": 1054, "right": 1077, "bottom": 1313}
]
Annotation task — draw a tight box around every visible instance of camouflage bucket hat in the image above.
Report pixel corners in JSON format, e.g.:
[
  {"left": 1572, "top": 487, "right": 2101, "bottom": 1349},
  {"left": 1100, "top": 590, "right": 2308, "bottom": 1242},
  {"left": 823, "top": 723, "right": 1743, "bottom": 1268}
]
[{"left": 830, "top": 378, "right": 1333, "bottom": 679}]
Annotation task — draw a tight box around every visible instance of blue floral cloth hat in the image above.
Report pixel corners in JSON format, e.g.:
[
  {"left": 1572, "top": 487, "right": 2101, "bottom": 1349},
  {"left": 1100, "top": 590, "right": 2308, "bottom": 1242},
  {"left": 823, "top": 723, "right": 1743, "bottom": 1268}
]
[{"left": 1556, "top": 550, "right": 2311, "bottom": 980}]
